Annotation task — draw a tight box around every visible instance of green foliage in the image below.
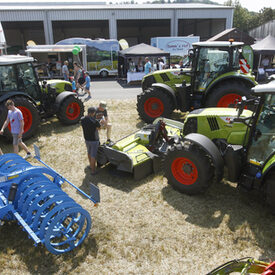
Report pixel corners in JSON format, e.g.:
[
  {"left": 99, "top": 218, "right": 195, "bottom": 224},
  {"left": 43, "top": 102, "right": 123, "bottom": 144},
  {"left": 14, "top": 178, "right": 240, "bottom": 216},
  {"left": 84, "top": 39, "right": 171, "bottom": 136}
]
[{"left": 224, "top": 0, "right": 275, "bottom": 32}]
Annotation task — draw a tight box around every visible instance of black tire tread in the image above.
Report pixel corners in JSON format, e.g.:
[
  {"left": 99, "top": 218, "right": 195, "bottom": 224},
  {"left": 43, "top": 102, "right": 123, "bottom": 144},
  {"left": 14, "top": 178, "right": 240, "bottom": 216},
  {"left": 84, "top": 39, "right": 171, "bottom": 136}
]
[
  {"left": 205, "top": 80, "right": 252, "bottom": 108},
  {"left": 136, "top": 87, "right": 174, "bottom": 123},
  {"left": 164, "top": 142, "right": 215, "bottom": 195},
  {"left": 265, "top": 170, "right": 275, "bottom": 214},
  {"left": 57, "top": 96, "right": 84, "bottom": 125}
]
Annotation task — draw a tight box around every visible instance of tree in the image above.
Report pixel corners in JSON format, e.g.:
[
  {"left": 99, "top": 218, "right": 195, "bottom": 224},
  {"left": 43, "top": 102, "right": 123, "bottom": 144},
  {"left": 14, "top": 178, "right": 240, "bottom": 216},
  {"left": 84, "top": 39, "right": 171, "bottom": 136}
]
[{"left": 224, "top": 0, "right": 275, "bottom": 32}]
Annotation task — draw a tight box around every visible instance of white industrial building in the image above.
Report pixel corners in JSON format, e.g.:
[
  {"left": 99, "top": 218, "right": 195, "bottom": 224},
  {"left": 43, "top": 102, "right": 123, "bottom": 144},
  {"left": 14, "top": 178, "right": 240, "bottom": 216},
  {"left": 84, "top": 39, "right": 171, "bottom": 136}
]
[{"left": 0, "top": 0, "right": 234, "bottom": 52}]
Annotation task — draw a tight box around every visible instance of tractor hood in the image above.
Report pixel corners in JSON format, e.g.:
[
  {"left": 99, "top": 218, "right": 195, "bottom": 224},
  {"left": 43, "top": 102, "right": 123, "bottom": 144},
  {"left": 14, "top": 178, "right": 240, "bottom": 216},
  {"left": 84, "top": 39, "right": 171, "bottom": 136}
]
[
  {"left": 144, "top": 67, "right": 191, "bottom": 80},
  {"left": 39, "top": 79, "right": 71, "bottom": 86},
  {"left": 184, "top": 108, "right": 253, "bottom": 145},
  {"left": 188, "top": 107, "right": 253, "bottom": 118},
  {"left": 39, "top": 79, "right": 72, "bottom": 93}
]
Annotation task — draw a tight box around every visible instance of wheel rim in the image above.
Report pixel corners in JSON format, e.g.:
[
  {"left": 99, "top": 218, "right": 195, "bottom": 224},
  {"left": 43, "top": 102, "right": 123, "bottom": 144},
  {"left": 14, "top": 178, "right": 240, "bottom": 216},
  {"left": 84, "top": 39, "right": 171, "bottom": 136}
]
[
  {"left": 44, "top": 207, "right": 91, "bottom": 255},
  {"left": 8, "top": 106, "right": 33, "bottom": 133},
  {"left": 171, "top": 157, "right": 198, "bottom": 185},
  {"left": 144, "top": 97, "right": 164, "bottom": 118},
  {"left": 217, "top": 93, "right": 242, "bottom": 107},
  {"left": 66, "top": 102, "right": 81, "bottom": 120}
]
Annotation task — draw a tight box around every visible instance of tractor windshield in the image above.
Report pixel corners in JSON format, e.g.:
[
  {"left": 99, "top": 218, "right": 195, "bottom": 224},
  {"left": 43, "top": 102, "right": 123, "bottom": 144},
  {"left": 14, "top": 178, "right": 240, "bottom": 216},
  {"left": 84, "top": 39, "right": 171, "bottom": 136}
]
[
  {"left": 248, "top": 94, "right": 275, "bottom": 164},
  {"left": 0, "top": 64, "right": 17, "bottom": 91},
  {"left": 0, "top": 62, "right": 40, "bottom": 99},
  {"left": 196, "top": 47, "right": 230, "bottom": 91}
]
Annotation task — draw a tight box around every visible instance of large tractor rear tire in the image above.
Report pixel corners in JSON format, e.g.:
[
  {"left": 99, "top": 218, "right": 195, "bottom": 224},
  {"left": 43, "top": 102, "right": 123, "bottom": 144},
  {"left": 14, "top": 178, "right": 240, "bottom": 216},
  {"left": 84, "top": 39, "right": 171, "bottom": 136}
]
[
  {"left": 57, "top": 96, "right": 84, "bottom": 125},
  {"left": 137, "top": 87, "right": 174, "bottom": 123},
  {"left": 2, "top": 96, "right": 40, "bottom": 140},
  {"left": 265, "top": 171, "right": 275, "bottom": 214},
  {"left": 205, "top": 81, "right": 252, "bottom": 108},
  {"left": 164, "top": 142, "right": 214, "bottom": 195}
]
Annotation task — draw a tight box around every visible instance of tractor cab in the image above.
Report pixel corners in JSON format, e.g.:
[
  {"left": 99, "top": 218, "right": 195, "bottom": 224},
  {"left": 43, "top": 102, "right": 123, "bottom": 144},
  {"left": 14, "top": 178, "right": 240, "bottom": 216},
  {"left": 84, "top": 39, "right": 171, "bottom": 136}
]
[
  {"left": 0, "top": 55, "right": 83, "bottom": 140},
  {"left": 247, "top": 82, "right": 275, "bottom": 167},
  {"left": 0, "top": 55, "right": 41, "bottom": 100},
  {"left": 189, "top": 41, "right": 245, "bottom": 92}
]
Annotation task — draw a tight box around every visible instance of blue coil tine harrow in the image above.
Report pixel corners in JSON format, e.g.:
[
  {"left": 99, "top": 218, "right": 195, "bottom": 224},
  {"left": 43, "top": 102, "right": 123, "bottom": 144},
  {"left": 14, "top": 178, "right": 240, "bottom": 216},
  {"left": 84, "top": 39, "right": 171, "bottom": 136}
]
[{"left": 0, "top": 146, "right": 100, "bottom": 254}]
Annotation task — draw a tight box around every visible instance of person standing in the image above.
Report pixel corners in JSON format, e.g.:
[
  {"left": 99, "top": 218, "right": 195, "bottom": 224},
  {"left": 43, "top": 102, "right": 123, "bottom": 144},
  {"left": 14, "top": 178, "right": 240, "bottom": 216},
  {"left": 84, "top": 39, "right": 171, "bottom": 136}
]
[
  {"left": 144, "top": 57, "right": 152, "bottom": 75},
  {"left": 81, "top": 71, "right": 92, "bottom": 101},
  {"left": 81, "top": 107, "right": 101, "bottom": 175},
  {"left": 0, "top": 148, "right": 3, "bottom": 155},
  {"left": 0, "top": 99, "right": 32, "bottom": 159},
  {"left": 62, "top": 60, "right": 69, "bottom": 81},
  {"left": 157, "top": 58, "right": 164, "bottom": 70},
  {"left": 95, "top": 101, "right": 112, "bottom": 143}
]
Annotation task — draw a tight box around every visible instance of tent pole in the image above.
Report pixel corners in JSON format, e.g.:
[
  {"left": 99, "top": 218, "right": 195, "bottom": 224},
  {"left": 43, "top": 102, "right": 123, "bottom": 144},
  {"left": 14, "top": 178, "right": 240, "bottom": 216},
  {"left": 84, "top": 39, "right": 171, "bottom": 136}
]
[{"left": 257, "top": 54, "right": 262, "bottom": 82}]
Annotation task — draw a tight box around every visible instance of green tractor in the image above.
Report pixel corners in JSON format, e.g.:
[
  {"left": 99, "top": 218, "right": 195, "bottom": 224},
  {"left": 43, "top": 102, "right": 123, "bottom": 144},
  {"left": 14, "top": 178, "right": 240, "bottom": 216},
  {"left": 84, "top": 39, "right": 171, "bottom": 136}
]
[
  {"left": 207, "top": 257, "right": 275, "bottom": 275},
  {"left": 137, "top": 41, "right": 257, "bottom": 123},
  {"left": 0, "top": 55, "right": 84, "bottom": 139},
  {"left": 98, "top": 81, "right": 274, "bottom": 212}
]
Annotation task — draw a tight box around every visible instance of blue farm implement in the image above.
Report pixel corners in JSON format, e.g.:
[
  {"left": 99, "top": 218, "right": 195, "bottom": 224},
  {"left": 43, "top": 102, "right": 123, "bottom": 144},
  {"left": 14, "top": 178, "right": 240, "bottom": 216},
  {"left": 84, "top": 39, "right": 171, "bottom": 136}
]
[{"left": 0, "top": 147, "right": 100, "bottom": 255}]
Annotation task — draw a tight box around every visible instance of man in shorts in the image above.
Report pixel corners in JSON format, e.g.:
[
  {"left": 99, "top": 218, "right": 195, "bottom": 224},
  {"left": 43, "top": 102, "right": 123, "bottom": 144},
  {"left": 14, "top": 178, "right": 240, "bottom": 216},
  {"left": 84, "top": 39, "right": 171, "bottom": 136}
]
[
  {"left": 95, "top": 101, "right": 112, "bottom": 143},
  {"left": 81, "top": 107, "right": 101, "bottom": 175},
  {"left": 0, "top": 99, "right": 32, "bottom": 159}
]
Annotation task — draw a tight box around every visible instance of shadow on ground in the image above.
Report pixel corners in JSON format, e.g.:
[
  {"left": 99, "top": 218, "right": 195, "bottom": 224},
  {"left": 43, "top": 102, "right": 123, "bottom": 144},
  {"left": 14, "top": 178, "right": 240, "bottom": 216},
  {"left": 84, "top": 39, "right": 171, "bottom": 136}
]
[
  {"left": 0, "top": 220, "right": 98, "bottom": 275},
  {"left": 116, "top": 78, "right": 141, "bottom": 89},
  {"left": 162, "top": 180, "right": 275, "bottom": 260},
  {"left": 79, "top": 164, "right": 157, "bottom": 196}
]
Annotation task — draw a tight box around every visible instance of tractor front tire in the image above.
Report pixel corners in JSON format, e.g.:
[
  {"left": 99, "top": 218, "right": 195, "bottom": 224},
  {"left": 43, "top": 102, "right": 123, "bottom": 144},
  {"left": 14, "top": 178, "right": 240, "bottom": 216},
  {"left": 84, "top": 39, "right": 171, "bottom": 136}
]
[
  {"left": 137, "top": 87, "right": 174, "bottom": 123},
  {"left": 3, "top": 96, "right": 40, "bottom": 140},
  {"left": 265, "top": 171, "right": 275, "bottom": 214},
  {"left": 57, "top": 96, "right": 84, "bottom": 125},
  {"left": 164, "top": 142, "right": 214, "bottom": 195},
  {"left": 205, "top": 81, "right": 252, "bottom": 108}
]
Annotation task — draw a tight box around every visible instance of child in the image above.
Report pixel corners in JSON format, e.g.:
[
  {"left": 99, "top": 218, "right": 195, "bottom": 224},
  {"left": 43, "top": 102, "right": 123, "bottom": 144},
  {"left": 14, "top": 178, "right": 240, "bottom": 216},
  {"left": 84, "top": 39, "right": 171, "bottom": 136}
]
[
  {"left": 81, "top": 71, "right": 92, "bottom": 102},
  {"left": 71, "top": 78, "right": 77, "bottom": 93}
]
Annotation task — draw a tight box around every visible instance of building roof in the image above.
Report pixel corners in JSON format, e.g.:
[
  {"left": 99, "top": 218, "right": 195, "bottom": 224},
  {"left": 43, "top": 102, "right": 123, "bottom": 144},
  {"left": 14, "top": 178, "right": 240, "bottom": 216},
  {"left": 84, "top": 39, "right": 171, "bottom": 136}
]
[
  {"left": 0, "top": 1, "right": 233, "bottom": 10},
  {"left": 208, "top": 28, "right": 255, "bottom": 45},
  {"left": 192, "top": 41, "right": 244, "bottom": 47}
]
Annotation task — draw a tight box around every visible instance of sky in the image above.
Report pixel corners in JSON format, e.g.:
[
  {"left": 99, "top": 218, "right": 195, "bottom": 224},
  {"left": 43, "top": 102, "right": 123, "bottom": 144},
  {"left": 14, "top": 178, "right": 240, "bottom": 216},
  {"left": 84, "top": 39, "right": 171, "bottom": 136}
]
[
  {"left": 0, "top": 0, "right": 274, "bottom": 13},
  {"left": 209, "top": 0, "right": 275, "bottom": 12},
  {"left": 132, "top": 0, "right": 275, "bottom": 13}
]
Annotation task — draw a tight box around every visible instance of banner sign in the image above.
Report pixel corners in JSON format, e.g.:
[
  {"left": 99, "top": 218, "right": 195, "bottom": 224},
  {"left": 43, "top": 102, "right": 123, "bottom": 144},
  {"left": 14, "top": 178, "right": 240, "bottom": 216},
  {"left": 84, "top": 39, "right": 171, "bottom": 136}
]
[{"left": 151, "top": 36, "right": 200, "bottom": 56}]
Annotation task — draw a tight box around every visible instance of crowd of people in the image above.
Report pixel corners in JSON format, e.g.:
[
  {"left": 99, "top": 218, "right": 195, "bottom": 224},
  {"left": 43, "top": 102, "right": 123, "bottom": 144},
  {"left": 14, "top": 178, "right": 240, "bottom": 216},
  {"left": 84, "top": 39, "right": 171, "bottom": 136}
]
[
  {"left": 71, "top": 61, "right": 92, "bottom": 101},
  {"left": 130, "top": 56, "right": 186, "bottom": 75},
  {"left": 0, "top": 98, "right": 112, "bottom": 176},
  {"left": 0, "top": 58, "right": 113, "bottom": 176}
]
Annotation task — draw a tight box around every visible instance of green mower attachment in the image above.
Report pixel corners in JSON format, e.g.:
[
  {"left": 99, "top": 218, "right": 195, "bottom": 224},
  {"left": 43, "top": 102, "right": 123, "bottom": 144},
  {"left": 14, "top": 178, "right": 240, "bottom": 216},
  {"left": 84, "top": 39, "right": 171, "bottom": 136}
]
[
  {"left": 96, "top": 118, "right": 184, "bottom": 180},
  {"left": 207, "top": 257, "right": 275, "bottom": 275}
]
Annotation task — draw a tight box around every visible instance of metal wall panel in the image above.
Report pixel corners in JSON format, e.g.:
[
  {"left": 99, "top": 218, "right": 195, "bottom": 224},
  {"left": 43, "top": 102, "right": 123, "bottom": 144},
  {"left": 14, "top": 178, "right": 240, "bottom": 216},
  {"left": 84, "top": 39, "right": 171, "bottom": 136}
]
[
  {"left": 0, "top": 5, "right": 234, "bottom": 45},
  {"left": 249, "top": 20, "right": 275, "bottom": 40},
  {"left": 0, "top": 10, "right": 44, "bottom": 21}
]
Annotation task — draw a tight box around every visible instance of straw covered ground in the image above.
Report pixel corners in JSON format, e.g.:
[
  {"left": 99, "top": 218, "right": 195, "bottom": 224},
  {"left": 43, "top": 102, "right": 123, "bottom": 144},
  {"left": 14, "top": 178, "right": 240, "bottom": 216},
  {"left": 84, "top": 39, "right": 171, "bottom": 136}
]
[{"left": 0, "top": 99, "right": 274, "bottom": 275}]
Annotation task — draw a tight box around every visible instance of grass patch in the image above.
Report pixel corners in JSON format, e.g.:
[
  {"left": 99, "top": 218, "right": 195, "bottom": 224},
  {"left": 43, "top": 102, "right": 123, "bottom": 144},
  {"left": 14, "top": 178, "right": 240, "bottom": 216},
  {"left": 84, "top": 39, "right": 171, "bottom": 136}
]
[{"left": 0, "top": 99, "right": 274, "bottom": 274}]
